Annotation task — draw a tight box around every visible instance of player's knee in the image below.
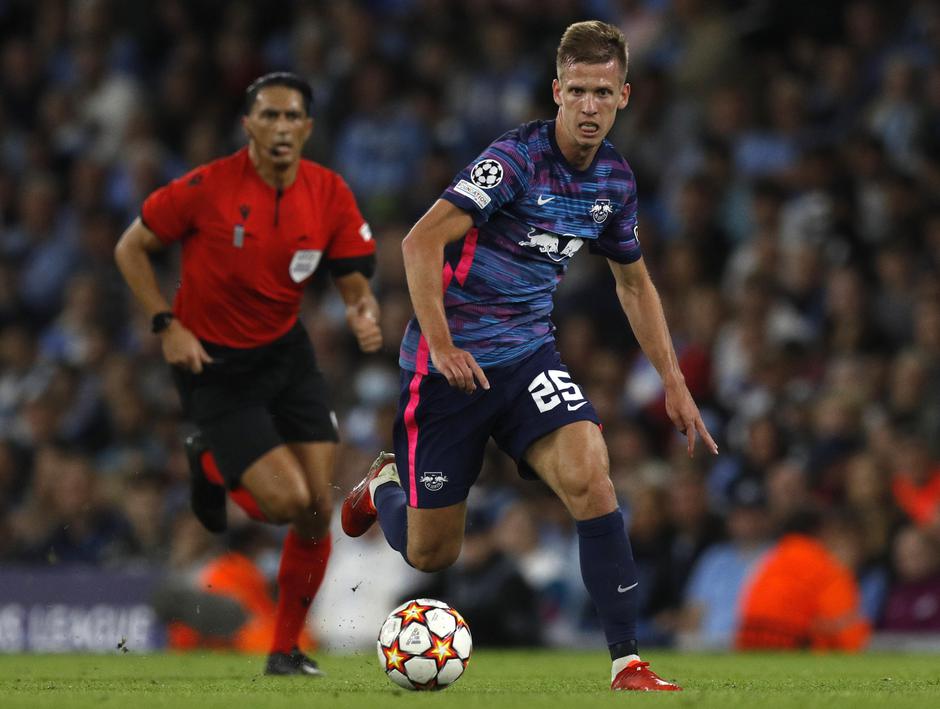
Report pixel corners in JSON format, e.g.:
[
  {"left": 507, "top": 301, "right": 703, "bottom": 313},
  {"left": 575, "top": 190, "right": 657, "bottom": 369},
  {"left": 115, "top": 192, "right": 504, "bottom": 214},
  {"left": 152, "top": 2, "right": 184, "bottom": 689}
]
[
  {"left": 303, "top": 496, "right": 333, "bottom": 528},
  {"left": 409, "top": 552, "right": 457, "bottom": 573},
  {"left": 408, "top": 545, "right": 460, "bottom": 573},
  {"left": 584, "top": 472, "right": 616, "bottom": 507},
  {"left": 263, "top": 485, "right": 312, "bottom": 524},
  {"left": 559, "top": 457, "right": 614, "bottom": 514}
]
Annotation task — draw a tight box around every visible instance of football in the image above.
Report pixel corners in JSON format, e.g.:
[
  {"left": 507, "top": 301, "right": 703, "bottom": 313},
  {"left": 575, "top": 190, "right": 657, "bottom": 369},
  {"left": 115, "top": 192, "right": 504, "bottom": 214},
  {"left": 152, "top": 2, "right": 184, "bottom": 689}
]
[{"left": 377, "top": 598, "right": 472, "bottom": 691}]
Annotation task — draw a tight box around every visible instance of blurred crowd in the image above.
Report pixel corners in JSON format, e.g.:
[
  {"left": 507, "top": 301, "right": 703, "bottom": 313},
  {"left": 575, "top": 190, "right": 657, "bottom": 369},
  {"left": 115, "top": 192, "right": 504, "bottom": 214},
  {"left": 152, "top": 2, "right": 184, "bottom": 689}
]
[{"left": 2, "top": 0, "right": 940, "bottom": 651}]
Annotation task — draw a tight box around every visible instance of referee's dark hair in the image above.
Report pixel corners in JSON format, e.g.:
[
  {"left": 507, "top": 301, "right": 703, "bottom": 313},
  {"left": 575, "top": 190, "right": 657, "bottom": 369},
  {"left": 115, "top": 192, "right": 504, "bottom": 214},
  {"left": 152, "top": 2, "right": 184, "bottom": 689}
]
[{"left": 244, "top": 72, "right": 313, "bottom": 116}]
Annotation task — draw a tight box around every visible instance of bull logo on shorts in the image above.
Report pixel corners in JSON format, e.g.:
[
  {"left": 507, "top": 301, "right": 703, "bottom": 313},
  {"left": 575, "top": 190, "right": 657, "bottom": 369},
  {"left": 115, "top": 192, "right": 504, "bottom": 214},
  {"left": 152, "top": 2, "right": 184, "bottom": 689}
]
[{"left": 420, "top": 472, "right": 448, "bottom": 491}]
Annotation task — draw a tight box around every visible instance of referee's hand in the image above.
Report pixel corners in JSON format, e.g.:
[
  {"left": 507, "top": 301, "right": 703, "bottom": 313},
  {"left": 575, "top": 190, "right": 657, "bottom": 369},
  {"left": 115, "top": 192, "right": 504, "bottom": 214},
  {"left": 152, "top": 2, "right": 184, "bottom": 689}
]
[
  {"left": 161, "top": 321, "right": 213, "bottom": 373},
  {"left": 346, "top": 298, "right": 383, "bottom": 353}
]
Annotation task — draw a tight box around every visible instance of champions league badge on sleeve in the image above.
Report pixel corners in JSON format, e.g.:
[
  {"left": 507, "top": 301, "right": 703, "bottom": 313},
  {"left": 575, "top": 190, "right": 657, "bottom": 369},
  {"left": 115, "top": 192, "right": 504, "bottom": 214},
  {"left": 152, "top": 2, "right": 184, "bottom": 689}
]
[
  {"left": 589, "top": 198, "right": 614, "bottom": 223},
  {"left": 470, "top": 159, "right": 504, "bottom": 189}
]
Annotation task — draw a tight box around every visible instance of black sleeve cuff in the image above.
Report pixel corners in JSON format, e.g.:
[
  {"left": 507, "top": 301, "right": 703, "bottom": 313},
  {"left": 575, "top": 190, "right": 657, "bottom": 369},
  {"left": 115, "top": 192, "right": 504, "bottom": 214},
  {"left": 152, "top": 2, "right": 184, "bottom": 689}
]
[
  {"left": 327, "top": 254, "right": 376, "bottom": 278},
  {"left": 588, "top": 239, "right": 642, "bottom": 264}
]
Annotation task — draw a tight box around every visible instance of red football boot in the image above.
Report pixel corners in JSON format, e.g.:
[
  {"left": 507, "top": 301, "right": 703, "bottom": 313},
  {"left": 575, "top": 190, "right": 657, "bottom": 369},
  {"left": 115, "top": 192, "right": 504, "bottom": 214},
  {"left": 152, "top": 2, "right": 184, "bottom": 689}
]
[
  {"left": 611, "top": 661, "right": 683, "bottom": 691},
  {"left": 341, "top": 452, "right": 398, "bottom": 537}
]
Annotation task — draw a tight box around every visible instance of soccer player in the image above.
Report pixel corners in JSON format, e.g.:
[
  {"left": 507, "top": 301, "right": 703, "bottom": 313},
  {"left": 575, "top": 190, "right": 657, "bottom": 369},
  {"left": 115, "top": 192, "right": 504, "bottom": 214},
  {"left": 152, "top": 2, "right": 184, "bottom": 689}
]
[
  {"left": 342, "top": 22, "right": 717, "bottom": 690},
  {"left": 115, "top": 72, "right": 381, "bottom": 676}
]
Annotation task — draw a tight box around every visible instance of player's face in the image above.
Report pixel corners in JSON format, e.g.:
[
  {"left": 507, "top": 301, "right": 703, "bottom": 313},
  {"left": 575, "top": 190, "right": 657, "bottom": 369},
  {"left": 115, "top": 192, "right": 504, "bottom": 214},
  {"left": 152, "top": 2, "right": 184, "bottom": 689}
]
[
  {"left": 242, "top": 86, "right": 312, "bottom": 169},
  {"left": 553, "top": 60, "right": 630, "bottom": 151}
]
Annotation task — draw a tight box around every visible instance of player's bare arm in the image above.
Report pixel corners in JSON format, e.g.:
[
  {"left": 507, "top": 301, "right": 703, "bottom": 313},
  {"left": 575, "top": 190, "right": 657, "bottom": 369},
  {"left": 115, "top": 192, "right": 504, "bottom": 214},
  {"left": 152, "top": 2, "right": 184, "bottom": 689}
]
[
  {"left": 608, "top": 257, "right": 717, "bottom": 457},
  {"left": 334, "top": 272, "right": 383, "bottom": 353},
  {"left": 401, "top": 199, "right": 490, "bottom": 394},
  {"left": 114, "top": 218, "right": 213, "bottom": 373}
]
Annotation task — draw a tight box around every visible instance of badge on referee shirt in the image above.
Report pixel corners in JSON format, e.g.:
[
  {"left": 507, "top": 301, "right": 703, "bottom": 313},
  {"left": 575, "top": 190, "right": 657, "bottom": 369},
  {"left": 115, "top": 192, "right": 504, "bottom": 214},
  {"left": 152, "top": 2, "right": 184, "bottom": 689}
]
[
  {"left": 233, "top": 205, "right": 250, "bottom": 247},
  {"left": 289, "top": 250, "right": 323, "bottom": 282}
]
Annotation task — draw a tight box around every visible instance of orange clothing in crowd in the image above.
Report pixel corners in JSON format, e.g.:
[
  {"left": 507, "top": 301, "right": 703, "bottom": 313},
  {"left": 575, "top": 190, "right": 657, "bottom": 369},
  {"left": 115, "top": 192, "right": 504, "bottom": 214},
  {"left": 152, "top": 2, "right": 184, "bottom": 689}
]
[
  {"left": 168, "top": 552, "right": 314, "bottom": 653},
  {"left": 892, "top": 469, "right": 940, "bottom": 527},
  {"left": 736, "top": 534, "right": 870, "bottom": 652}
]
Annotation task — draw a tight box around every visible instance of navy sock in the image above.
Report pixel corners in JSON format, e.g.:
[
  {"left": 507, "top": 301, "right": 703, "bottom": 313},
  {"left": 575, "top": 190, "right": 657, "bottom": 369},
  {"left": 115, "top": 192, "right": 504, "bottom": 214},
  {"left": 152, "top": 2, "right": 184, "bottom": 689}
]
[
  {"left": 576, "top": 509, "right": 639, "bottom": 660},
  {"left": 374, "top": 482, "right": 409, "bottom": 560}
]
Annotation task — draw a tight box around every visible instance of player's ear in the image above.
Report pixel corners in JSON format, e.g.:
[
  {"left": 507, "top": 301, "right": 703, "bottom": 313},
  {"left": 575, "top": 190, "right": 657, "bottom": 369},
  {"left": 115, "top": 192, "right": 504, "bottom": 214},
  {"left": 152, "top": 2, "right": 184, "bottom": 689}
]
[
  {"left": 552, "top": 78, "right": 562, "bottom": 107},
  {"left": 618, "top": 83, "right": 631, "bottom": 110},
  {"left": 303, "top": 116, "right": 313, "bottom": 141}
]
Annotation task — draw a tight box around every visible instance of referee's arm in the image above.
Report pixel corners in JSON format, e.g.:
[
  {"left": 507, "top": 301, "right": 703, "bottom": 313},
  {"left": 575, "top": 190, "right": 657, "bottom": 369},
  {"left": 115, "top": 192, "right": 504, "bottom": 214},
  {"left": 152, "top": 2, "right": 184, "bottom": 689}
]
[
  {"left": 333, "top": 271, "right": 383, "bottom": 353},
  {"left": 115, "top": 218, "right": 212, "bottom": 372}
]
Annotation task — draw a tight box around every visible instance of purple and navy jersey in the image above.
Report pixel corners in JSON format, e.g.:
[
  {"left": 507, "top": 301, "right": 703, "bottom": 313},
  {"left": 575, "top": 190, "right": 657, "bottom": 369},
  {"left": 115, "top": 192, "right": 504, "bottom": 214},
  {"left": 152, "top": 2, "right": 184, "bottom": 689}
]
[{"left": 400, "top": 119, "right": 642, "bottom": 373}]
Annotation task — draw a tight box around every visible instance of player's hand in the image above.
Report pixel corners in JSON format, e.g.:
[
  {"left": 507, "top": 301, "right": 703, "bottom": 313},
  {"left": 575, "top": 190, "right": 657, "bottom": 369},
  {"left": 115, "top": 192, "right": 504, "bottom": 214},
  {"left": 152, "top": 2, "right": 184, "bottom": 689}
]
[
  {"left": 430, "top": 345, "right": 490, "bottom": 394},
  {"left": 346, "top": 298, "right": 383, "bottom": 353},
  {"left": 664, "top": 379, "right": 718, "bottom": 457},
  {"left": 161, "top": 321, "right": 213, "bottom": 373}
]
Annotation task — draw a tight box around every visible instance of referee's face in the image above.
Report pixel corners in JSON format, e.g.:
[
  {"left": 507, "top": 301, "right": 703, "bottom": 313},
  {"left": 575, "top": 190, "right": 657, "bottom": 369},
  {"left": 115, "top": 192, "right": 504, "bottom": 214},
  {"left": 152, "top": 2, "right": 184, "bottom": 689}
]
[
  {"left": 553, "top": 59, "right": 630, "bottom": 151},
  {"left": 243, "top": 86, "right": 313, "bottom": 170}
]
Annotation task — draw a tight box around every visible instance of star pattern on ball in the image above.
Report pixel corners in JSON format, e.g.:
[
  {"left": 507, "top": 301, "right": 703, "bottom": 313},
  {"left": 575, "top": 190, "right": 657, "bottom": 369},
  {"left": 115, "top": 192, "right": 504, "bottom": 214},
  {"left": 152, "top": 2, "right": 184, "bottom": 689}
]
[
  {"left": 447, "top": 607, "right": 467, "bottom": 628},
  {"left": 424, "top": 635, "right": 457, "bottom": 669},
  {"left": 382, "top": 639, "right": 407, "bottom": 673},
  {"left": 395, "top": 601, "right": 429, "bottom": 624}
]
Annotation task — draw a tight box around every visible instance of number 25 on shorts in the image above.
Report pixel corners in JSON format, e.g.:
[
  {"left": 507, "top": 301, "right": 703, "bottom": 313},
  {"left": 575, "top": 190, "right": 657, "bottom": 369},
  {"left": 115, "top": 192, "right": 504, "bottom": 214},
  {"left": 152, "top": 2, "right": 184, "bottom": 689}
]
[{"left": 528, "top": 369, "right": 586, "bottom": 413}]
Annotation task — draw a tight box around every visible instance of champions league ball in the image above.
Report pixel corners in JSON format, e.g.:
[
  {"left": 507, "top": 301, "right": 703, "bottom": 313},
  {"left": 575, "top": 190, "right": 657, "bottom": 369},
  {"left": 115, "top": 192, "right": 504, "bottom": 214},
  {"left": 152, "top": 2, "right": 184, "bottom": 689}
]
[{"left": 377, "top": 599, "right": 472, "bottom": 691}]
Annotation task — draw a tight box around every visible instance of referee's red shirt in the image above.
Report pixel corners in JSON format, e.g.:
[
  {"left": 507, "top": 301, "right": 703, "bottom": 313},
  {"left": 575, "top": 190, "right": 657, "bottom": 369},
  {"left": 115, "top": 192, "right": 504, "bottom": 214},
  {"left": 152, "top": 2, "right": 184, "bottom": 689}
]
[{"left": 141, "top": 148, "right": 374, "bottom": 348}]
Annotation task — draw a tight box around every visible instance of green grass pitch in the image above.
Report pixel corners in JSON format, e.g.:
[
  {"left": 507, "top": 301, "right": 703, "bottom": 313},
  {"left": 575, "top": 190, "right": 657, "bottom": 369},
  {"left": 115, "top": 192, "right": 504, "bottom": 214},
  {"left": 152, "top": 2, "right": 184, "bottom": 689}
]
[{"left": 1, "top": 651, "right": 938, "bottom": 708}]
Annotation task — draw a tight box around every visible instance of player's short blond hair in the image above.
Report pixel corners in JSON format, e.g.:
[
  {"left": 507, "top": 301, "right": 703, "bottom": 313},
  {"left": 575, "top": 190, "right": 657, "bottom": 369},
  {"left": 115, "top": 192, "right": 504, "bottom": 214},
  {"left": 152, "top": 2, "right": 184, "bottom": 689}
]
[{"left": 556, "top": 20, "right": 628, "bottom": 83}]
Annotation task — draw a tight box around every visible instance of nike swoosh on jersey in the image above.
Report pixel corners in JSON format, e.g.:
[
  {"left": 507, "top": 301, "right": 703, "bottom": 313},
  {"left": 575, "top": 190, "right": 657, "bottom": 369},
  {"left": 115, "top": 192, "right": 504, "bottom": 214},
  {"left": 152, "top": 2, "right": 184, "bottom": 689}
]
[
  {"left": 536, "top": 195, "right": 555, "bottom": 205},
  {"left": 567, "top": 401, "right": 588, "bottom": 411},
  {"left": 617, "top": 582, "right": 639, "bottom": 593}
]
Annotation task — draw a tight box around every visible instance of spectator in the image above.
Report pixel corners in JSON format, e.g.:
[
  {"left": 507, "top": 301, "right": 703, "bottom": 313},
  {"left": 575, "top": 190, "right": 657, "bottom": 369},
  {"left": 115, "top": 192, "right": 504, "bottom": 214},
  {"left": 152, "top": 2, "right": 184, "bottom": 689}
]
[
  {"left": 678, "top": 477, "right": 772, "bottom": 650},
  {"left": 402, "top": 508, "right": 543, "bottom": 647},
  {"left": 8, "top": 174, "right": 80, "bottom": 322},
  {"left": 736, "top": 510, "right": 871, "bottom": 651},
  {"left": 158, "top": 525, "right": 315, "bottom": 653},
  {"left": 493, "top": 499, "right": 575, "bottom": 644},
  {"left": 891, "top": 428, "right": 940, "bottom": 527},
  {"left": 16, "top": 447, "right": 133, "bottom": 564},
  {"left": 880, "top": 526, "right": 940, "bottom": 632},
  {"left": 651, "top": 467, "right": 726, "bottom": 629}
]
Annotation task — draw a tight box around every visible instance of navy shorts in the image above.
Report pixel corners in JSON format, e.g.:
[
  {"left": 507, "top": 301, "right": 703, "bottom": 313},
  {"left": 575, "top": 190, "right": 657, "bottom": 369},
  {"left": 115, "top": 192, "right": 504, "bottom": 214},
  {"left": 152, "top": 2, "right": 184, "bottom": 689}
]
[
  {"left": 172, "top": 321, "right": 338, "bottom": 488},
  {"left": 392, "top": 342, "right": 600, "bottom": 508}
]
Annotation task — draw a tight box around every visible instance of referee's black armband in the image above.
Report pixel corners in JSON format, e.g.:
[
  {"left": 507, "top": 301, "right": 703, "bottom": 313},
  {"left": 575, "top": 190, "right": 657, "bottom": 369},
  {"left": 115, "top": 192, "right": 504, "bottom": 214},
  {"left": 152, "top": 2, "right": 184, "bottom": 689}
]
[{"left": 326, "top": 254, "right": 376, "bottom": 278}]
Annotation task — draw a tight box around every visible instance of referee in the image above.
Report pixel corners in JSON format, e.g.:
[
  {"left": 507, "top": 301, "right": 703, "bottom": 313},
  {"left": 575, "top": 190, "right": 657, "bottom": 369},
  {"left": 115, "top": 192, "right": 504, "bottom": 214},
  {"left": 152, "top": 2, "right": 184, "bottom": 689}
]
[{"left": 115, "top": 73, "right": 381, "bottom": 675}]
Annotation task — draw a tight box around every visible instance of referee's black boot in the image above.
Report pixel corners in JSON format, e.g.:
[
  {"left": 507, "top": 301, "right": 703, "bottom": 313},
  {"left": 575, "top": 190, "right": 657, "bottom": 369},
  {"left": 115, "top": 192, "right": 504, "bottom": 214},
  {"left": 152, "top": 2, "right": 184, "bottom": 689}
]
[
  {"left": 264, "top": 647, "right": 324, "bottom": 677},
  {"left": 185, "top": 432, "right": 227, "bottom": 533}
]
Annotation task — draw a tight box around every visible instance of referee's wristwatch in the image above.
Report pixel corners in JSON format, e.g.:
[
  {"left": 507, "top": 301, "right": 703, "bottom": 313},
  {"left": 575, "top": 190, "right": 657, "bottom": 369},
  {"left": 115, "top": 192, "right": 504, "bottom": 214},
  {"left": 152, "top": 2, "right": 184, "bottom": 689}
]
[{"left": 151, "top": 311, "right": 175, "bottom": 334}]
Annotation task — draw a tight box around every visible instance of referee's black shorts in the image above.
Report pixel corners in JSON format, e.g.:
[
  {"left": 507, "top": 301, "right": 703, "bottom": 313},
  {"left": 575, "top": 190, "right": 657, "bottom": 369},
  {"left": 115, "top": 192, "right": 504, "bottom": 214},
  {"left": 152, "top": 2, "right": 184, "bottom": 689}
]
[{"left": 172, "top": 320, "right": 338, "bottom": 488}]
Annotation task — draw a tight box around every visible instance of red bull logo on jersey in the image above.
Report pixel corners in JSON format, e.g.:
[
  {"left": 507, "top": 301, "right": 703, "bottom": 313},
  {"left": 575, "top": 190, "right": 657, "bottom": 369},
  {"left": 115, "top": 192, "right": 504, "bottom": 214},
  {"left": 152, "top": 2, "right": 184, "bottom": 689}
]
[
  {"left": 518, "top": 228, "right": 584, "bottom": 262},
  {"left": 590, "top": 198, "right": 614, "bottom": 223}
]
